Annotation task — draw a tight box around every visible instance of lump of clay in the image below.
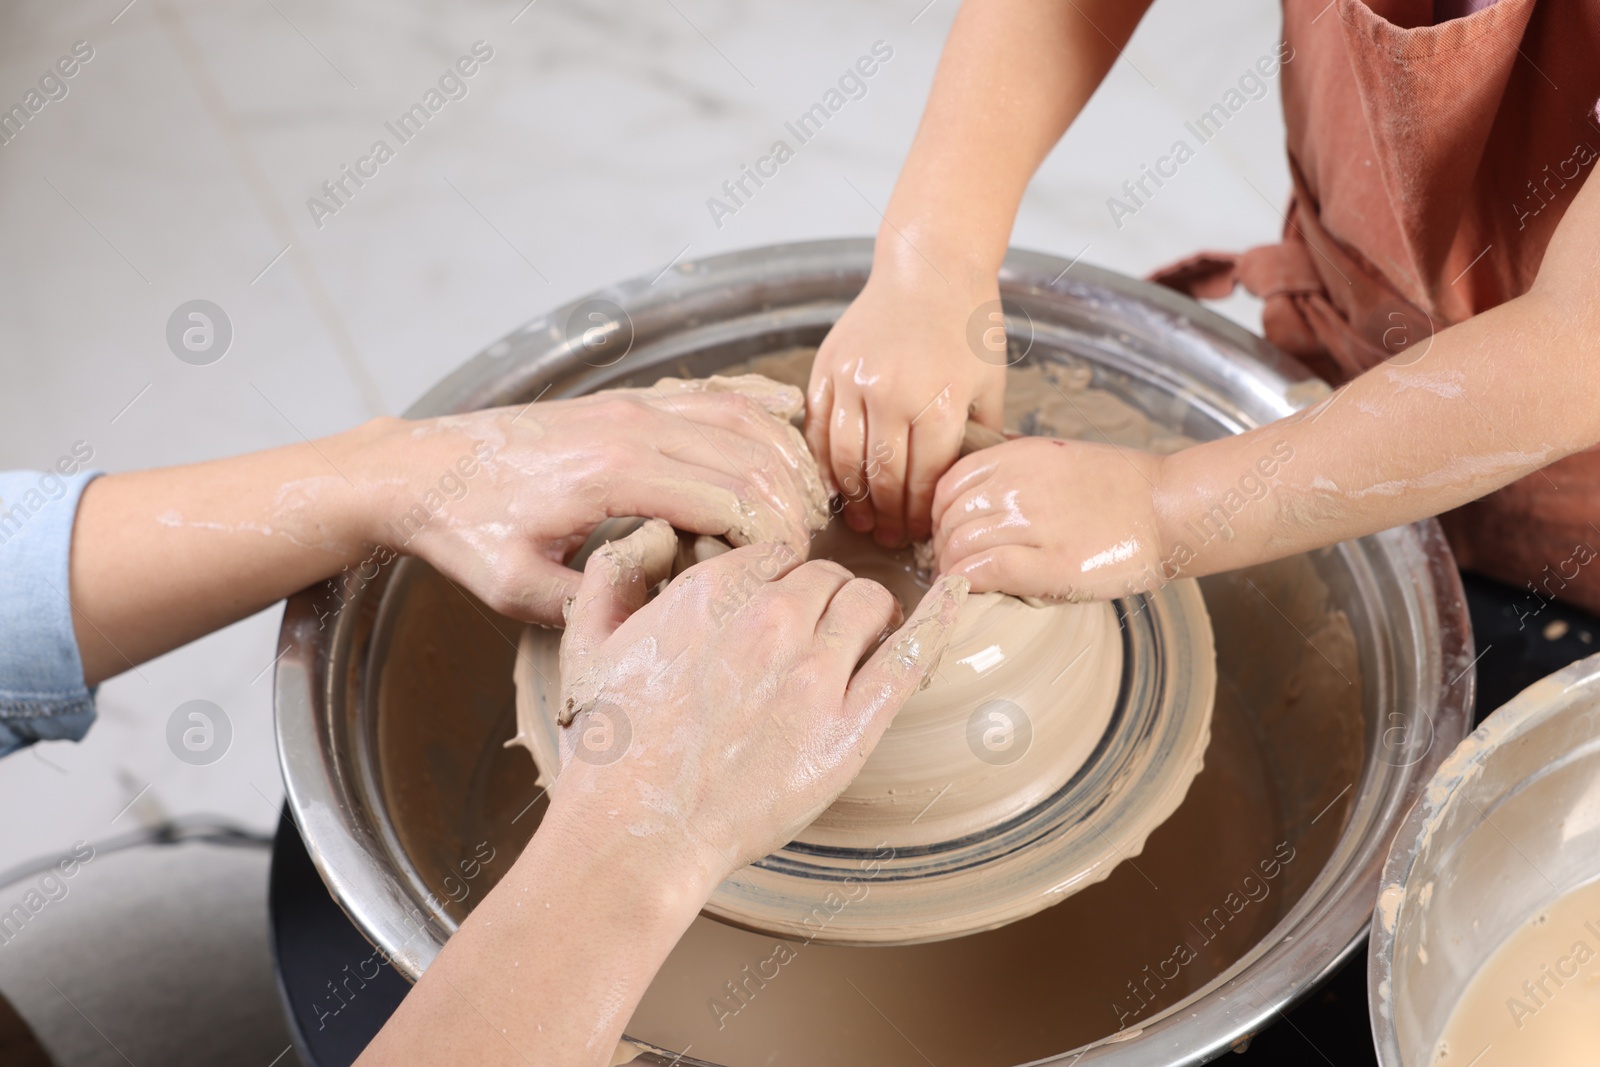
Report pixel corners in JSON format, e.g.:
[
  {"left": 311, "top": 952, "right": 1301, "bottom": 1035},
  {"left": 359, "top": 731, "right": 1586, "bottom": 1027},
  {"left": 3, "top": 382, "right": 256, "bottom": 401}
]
[
  {"left": 507, "top": 358, "right": 1218, "bottom": 945},
  {"left": 512, "top": 511, "right": 1217, "bottom": 945}
]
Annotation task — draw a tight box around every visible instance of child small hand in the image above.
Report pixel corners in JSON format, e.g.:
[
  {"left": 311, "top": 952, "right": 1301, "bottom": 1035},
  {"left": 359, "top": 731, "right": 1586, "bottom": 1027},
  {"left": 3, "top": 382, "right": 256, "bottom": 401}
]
[
  {"left": 804, "top": 268, "right": 1006, "bottom": 547},
  {"left": 931, "top": 436, "right": 1168, "bottom": 602}
]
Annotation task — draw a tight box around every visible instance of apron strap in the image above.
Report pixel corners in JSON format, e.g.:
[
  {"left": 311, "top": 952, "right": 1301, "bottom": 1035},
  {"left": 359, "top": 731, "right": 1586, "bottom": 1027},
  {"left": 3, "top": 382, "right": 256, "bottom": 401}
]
[{"left": 1148, "top": 166, "right": 1440, "bottom": 385}]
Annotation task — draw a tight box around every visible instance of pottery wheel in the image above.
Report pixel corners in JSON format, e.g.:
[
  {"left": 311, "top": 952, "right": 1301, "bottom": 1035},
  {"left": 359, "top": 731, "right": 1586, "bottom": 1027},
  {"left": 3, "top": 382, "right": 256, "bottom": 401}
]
[{"left": 511, "top": 512, "right": 1216, "bottom": 947}]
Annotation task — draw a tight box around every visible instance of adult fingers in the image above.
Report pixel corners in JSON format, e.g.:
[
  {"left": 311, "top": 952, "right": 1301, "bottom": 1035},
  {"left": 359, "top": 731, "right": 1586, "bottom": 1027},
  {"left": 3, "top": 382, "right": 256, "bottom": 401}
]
[
  {"left": 574, "top": 391, "right": 820, "bottom": 520},
  {"left": 643, "top": 373, "right": 806, "bottom": 424},
  {"left": 684, "top": 541, "right": 809, "bottom": 631},
  {"left": 711, "top": 541, "right": 809, "bottom": 588},
  {"left": 558, "top": 519, "right": 679, "bottom": 725},
  {"left": 813, "top": 577, "right": 904, "bottom": 668},
  {"left": 599, "top": 456, "right": 810, "bottom": 557},
  {"left": 443, "top": 553, "right": 582, "bottom": 628},
  {"left": 772, "top": 558, "right": 856, "bottom": 620},
  {"left": 649, "top": 422, "right": 820, "bottom": 544},
  {"left": 637, "top": 394, "right": 828, "bottom": 534},
  {"left": 636, "top": 389, "right": 815, "bottom": 480},
  {"left": 840, "top": 576, "right": 968, "bottom": 744}
]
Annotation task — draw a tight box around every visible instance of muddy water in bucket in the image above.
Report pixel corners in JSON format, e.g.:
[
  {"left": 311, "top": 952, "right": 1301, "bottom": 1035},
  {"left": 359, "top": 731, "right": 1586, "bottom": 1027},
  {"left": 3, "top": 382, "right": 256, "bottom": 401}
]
[{"left": 374, "top": 353, "right": 1363, "bottom": 1067}]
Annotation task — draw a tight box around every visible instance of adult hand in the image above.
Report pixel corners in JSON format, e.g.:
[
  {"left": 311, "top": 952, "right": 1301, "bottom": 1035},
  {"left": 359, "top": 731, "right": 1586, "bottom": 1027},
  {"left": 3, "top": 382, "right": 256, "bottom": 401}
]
[
  {"left": 352, "top": 377, "right": 830, "bottom": 625},
  {"left": 554, "top": 519, "right": 969, "bottom": 891},
  {"left": 355, "top": 522, "right": 966, "bottom": 1067},
  {"left": 932, "top": 436, "right": 1167, "bottom": 602},
  {"left": 805, "top": 267, "right": 1006, "bottom": 548}
]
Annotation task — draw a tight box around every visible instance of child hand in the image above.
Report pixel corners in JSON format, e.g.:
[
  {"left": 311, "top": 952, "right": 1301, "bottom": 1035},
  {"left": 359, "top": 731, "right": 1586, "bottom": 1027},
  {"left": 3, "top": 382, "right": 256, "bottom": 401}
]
[
  {"left": 804, "top": 268, "right": 1006, "bottom": 547},
  {"left": 931, "top": 436, "right": 1167, "bottom": 602}
]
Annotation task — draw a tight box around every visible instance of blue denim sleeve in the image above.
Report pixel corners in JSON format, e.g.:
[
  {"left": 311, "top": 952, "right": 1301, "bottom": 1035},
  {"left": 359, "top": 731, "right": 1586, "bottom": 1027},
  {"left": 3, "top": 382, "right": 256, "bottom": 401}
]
[{"left": 0, "top": 468, "right": 102, "bottom": 756}]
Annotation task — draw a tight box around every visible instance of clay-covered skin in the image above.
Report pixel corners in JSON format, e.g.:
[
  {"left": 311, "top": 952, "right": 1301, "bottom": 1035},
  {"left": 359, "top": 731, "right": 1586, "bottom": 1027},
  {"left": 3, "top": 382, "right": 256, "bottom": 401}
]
[
  {"left": 802, "top": 0, "right": 1149, "bottom": 546},
  {"left": 379, "top": 545, "right": 1357, "bottom": 1067},
  {"left": 555, "top": 525, "right": 970, "bottom": 876},
  {"left": 807, "top": 0, "right": 1600, "bottom": 605},
  {"left": 616, "top": 373, "right": 832, "bottom": 534},
  {"left": 356, "top": 531, "right": 967, "bottom": 1067},
  {"left": 803, "top": 262, "right": 1007, "bottom": 547},
  {"left": 557, "top": 518, "right": 680, "bottom": 726},
  {"left": 68, "top": 379, "right": 828, "bottom": 684},
  {"left": 792, "top": 520, "right": 1127, "bottom": 850}
]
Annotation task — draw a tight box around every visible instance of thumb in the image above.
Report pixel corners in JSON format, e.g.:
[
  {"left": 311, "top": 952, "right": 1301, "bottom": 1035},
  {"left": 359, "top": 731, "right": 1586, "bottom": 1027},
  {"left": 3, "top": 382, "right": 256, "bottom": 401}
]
[
  {"left": 841, "top": 575, "right": 968, "bottom": 749},
  {"left": 558, "top": 518, "right": 678, "bottom": 725}
]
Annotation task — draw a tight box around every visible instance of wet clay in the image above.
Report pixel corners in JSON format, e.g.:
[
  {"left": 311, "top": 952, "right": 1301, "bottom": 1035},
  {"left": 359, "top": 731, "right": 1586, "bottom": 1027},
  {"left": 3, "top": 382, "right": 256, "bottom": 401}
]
[
  {"left": 739, "top": 347, "right": 1197, "bottom": 455},
  {"left": 613, "top": 561, "right": 1354, "bottom": 1067},
  {"left": 629, "top": 373, "right": 833, "bottom": 537},
  {"left": 520, "top": 513, "right": 1129, "bottom": 851},
  {"left": 554, "top": 519, "right": 680, "bottom": 727},
  {"left": 1432, "top": 878, "right": 1600, "bottom": 1066},
  {"left": 374, "top": 349, "right": 1366, "bottom": 1065},
  {"left": 378, "top": 545, "right": 1360, "bottom": 1067},
  {"left": 796, "top": 523, "right": 1124, "bottom": 851},
  {"left": 509, "top": 363, "right": 1218, "bottom": 945},
  {"left": 519, "top": 532, "right": 1214, "bottom": 951}
]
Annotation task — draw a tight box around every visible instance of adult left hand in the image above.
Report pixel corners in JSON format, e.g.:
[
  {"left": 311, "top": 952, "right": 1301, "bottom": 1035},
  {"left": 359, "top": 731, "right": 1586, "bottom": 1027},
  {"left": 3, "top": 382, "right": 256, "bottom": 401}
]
[{"left": 350, "top": 377, "right": 830, "bottom": 625}]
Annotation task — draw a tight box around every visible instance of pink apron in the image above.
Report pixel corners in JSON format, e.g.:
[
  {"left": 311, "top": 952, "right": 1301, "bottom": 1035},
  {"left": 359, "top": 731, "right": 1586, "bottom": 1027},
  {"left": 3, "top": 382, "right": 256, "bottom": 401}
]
[{"left": 1154, "top": 0, "right": 1600, "bottom": 611}]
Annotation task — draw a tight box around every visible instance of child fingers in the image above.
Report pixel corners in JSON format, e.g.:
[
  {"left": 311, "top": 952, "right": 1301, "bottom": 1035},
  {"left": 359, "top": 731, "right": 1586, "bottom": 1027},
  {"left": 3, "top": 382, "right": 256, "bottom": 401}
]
[{"left": 905, "top": 413, "right": 966, "bottom": 544}]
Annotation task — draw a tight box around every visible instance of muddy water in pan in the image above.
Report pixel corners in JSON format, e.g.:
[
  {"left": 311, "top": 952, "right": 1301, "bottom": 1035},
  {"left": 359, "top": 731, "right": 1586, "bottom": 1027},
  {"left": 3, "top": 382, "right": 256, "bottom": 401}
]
[
  {"left": 373, "top": 352, "right": 1364, "bottom": 1065},
  {"left": 374, "top": 549, "right": 1361, "bottom": 1066}
]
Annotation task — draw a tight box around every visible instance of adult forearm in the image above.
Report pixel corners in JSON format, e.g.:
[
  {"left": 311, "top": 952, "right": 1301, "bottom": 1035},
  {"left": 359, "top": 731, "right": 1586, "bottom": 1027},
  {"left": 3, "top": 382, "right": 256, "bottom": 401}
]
[
  {"left": 66, "top": 382, "right": 835, "bottom": 687},
  {"left": 68, "top": 422, "right": 387, "bottom": 685},
  {"left": 879, "top": 0, "right": 1151, "bottom": 278},
  {"left": 1152, "top": 289, "right": 1600, "bottom": 581},
  {"left": 356, "top": 801, "right": 707, "bottom": 1066}
]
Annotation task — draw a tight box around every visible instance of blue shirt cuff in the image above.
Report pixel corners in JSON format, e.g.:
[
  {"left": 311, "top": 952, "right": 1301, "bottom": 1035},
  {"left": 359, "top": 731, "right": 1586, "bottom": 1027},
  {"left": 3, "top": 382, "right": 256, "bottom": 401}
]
[{"left": 0, "top": 465, "right": 102, "bottom": 756}]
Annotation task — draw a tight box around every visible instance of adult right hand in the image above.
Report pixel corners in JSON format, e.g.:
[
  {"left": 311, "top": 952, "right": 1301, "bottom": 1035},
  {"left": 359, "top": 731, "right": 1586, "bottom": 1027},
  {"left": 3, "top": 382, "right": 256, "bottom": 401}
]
[
  {"left": 553, "top": 520, "right": 970, "bottom": 891},
  {"left": 804, "top": 264, "right": 1006, "bottom": 548},
  {"left": 355, "top": 524, "right": 967, "bottom": 1067}
]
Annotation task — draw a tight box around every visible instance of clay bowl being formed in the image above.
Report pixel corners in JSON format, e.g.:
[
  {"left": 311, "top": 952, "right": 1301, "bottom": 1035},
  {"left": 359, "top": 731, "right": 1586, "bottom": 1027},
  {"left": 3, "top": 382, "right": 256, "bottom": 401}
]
[
  {"left": 509, "top": 508, "right": 1217, "bottom": 946},
  {"left": 274, "top": 239, "right": 1474, "bottom": 1066}
]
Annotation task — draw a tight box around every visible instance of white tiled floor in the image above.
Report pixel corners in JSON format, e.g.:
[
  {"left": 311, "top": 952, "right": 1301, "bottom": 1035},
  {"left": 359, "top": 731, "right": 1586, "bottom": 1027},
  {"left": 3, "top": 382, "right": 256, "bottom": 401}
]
[{"left": 0, "top": 0, "right": 1286, "bottom": 1056}]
